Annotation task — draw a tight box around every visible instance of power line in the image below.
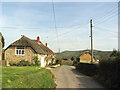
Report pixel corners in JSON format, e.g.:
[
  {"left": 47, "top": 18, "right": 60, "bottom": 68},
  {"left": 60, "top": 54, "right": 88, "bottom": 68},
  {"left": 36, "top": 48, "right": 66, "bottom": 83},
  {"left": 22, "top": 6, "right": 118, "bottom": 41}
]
[
  {"left": 93, "top": 5, "right": 118, "bottom": 24},
  {"left": 49, "top": 22, "right": 89, "bottom": 42},
  {"left": 94, "top": 26, "right": 118, "bottom": 34},
  {"left": 52, "top": 0, "right": 60, "bottom": 53},
  {"left": 94, "top": 11, "right": 118, "bottom": 26}
]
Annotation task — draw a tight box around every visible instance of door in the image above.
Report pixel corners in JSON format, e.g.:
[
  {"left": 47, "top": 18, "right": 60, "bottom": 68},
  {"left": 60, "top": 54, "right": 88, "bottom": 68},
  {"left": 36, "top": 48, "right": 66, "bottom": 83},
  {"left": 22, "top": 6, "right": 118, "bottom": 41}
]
[{"left": 41, "top": 56, "right": 45, "bottom": 67}]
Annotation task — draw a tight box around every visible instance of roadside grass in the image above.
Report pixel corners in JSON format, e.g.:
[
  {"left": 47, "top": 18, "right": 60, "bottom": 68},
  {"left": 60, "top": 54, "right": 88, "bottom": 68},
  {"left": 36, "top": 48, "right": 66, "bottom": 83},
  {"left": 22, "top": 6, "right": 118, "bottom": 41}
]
[{"left": 2, "top": 66, "right": 55, "bottom": 88}]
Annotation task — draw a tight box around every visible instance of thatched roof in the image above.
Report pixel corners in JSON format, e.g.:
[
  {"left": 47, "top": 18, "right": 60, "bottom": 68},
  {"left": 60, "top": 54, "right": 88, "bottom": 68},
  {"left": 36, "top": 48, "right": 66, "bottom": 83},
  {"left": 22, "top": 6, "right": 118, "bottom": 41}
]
[{"left": 5, "top": 35, "right": 55, "bottom": 55}]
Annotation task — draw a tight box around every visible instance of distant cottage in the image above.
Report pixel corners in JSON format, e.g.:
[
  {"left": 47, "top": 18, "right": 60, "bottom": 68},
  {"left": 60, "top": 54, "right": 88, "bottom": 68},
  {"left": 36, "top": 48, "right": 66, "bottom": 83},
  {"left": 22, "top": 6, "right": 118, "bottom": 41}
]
[
  {"left": 5, "top": 35, "right": 55, "bottom": 67},
  {"left": 79, "top": 51, "right": 96, "bottom": 63}
]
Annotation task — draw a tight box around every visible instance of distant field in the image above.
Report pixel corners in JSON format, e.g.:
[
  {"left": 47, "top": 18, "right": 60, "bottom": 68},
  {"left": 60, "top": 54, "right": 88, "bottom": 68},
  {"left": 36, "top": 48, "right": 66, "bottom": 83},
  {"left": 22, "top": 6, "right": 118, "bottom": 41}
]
[
  {"left": 56, "top": 50, "right": 112, "bottom": 60},
  {"left": 2, "top": 66, "right": 55, "bottom": 88}
]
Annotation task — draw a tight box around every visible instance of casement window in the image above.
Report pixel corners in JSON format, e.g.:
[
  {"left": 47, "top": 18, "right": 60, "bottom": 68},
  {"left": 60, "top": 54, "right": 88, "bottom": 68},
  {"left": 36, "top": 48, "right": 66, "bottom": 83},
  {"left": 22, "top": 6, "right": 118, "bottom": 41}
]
[{"left": 15, "top": 46, "right": 24, "bottom": 55}]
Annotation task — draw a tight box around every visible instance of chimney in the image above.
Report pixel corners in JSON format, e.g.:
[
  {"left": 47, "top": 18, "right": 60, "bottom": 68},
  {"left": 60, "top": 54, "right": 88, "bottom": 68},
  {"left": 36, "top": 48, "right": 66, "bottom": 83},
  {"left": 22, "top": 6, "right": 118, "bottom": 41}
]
[
  {"left": 37, "top": 36, "right": 40, "bottom": 43},
  {"left": 21, "top": 35, "right": 24, "bottom": 37},
  {"left": 45, "top": 42, "right": 47, "bottom": 47}
]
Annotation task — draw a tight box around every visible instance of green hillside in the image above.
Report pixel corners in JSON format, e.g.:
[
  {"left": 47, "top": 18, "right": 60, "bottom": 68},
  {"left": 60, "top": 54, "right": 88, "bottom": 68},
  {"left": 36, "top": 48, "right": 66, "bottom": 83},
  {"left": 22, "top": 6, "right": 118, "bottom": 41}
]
[{"left": 55, "top": 50, "right": 112, "bottom": 61}]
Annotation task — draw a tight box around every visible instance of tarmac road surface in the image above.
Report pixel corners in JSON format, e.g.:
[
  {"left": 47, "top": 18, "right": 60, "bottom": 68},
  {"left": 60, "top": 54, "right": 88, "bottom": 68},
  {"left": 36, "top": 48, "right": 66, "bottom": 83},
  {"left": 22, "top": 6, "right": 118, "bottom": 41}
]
[{"left": 51, "top": 65, "right": 105, "bottom": 88}]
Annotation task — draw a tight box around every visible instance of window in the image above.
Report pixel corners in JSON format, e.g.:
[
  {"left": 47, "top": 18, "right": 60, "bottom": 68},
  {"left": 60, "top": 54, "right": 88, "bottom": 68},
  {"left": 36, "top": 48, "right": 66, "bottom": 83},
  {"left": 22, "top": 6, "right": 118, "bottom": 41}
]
[{"left": 15, "top": 46, "right": 24, "bottom": 55}]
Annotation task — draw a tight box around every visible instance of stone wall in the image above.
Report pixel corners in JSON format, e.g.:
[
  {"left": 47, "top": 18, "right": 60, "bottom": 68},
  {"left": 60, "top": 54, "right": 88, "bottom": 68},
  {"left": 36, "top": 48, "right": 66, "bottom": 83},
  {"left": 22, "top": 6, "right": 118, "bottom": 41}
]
[{"left": 5, "top": 46, "right": 36, "bottom": 64}]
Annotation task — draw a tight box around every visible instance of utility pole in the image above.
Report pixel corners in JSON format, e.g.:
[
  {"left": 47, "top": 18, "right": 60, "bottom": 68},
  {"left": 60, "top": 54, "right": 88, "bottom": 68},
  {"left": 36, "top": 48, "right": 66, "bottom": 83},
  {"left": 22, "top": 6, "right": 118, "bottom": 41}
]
[
  {"left": 90, "top": 19, "right": 93, "bottom": 63},
  {"left": 59, "top": 48, "right": 60, "bottom": 53}
]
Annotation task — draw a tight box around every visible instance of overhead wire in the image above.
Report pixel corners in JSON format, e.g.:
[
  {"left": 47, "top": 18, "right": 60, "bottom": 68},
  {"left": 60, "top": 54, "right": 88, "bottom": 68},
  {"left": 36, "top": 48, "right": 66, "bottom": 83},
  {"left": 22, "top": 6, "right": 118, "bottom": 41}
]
[
  {"left": 93, "top": 5, "right": 118, "bottom": 24},
  {"left": 49, "top": 22, "right": 89, "bottom": 42},
  {"left": 93, "top": 26, "right": 118, "bottom": 34},
  {"left": 52, "top": 0, "right": 60, "bottom": 53},
  {"left": 94, "top": 12, "right": 118, "bottom": 26},
  {"left": 92, "top": 5, "right": 118, "bottom": 37}
]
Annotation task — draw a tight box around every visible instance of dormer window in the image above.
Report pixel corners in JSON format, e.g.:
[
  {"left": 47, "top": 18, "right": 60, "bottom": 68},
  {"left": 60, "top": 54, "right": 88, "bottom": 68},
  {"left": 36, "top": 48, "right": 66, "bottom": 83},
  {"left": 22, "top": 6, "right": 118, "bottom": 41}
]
[{"left": 15, "top": 46, "right": 24, "bottom": 55}]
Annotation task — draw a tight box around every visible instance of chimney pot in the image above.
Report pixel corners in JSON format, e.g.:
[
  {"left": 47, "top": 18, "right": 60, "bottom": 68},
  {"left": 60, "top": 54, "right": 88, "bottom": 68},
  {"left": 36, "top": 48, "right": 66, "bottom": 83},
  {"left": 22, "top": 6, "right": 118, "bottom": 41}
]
[
  {"left": 45, "top": 43, "right": 47, "bottom": 47},
  {"left": 37, "top": 36, "right": 40, "bottom": 43}
]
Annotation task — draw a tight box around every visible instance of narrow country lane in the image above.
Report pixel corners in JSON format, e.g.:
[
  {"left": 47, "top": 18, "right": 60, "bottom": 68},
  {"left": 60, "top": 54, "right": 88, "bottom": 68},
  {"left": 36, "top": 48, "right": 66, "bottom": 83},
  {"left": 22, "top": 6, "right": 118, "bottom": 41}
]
[{"left": 51, "top": 65, "right": 105, "bottom": 88}]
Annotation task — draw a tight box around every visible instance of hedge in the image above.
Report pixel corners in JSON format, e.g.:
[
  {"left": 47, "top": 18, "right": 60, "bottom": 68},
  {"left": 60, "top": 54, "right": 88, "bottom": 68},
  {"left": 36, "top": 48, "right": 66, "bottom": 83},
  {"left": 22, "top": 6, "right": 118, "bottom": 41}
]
[
  {"left": 76, "top": 57, "right": 119, "bottom": 88},
  {"left": 76, "top": 62, "right": 98, "bottom": 76},
  {"left": 97, "top": 57, "right": 119, "bottom": 88}
]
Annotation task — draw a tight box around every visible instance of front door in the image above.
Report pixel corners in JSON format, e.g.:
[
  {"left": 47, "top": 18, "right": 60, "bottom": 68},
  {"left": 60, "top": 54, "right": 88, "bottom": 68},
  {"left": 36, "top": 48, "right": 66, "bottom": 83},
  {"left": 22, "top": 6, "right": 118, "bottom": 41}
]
[{"left": 41, "top": 56, "right": 45, "bottom": 67}]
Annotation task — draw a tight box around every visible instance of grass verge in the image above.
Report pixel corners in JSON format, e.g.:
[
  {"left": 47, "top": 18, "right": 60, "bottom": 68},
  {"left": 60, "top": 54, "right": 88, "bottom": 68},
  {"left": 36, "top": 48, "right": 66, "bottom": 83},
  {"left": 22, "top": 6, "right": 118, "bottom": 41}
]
[{"left": 2, "top": 66, "right": 55, "bottom": 88}]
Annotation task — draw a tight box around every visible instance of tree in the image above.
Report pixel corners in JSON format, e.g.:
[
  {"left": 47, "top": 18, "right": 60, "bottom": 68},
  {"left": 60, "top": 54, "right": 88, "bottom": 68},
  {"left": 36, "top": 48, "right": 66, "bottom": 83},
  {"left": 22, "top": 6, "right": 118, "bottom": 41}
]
[
  {"left": 0, "top": 33, "right": 5, "bottom": 48},
  {"left": 110, "top": 49, "right": 119, "bottom": 57},
  {"left": 71, "top": 57, "right": 74, "bottom": 61},
  {"left": 33, "top": 56, "right": 40, "bottom": 66},
  {"left": 2, "top": 35, "right": 5, "bottom": 48}
]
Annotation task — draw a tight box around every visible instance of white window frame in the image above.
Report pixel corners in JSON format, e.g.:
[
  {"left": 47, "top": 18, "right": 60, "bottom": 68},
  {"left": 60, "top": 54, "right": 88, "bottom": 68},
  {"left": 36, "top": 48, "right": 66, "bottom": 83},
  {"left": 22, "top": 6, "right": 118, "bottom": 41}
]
[{"left": 15, "top": 46, "right": 25, "bottom": 56}]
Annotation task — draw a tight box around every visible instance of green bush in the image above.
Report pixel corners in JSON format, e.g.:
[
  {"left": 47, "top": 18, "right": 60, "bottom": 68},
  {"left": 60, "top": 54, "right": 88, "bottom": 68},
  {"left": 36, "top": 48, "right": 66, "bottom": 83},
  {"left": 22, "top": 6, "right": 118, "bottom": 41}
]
[
  {"left": 76, "top": 50, "right": 120, "bottom": 88},
  {"left": 73, "top": 61, "right": 78, "bottom": 66},
  {"left": 76, "top": 62, "right": 98, "bottom": 76},
  {"left": 9, "top": 60, "right": 30, "bottom": 66},
  {"left": 97, "top": 56, "right": 119, "bottom": 88},
  {"left": 9, "top": 62, "right": 17, "bottom": 66},
  {"left": 33, "top": 56, "right": 40, "bottom": 66},
  {"left": 56, "top": 59, "right": 62, "bottom": 65},
  {"left": 19, "top": 60, "right": 30, "bottom": 66}
]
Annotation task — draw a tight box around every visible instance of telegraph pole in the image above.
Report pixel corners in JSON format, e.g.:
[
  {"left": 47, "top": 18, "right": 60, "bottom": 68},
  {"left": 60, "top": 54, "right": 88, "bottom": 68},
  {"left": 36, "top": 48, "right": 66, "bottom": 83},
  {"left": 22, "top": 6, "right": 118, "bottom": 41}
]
[
  {"left": 90, "top": 19, "right": 93, "bottom": 63},
  {"left": 59, "top": 48, "right": 60, "bottom": 53}
]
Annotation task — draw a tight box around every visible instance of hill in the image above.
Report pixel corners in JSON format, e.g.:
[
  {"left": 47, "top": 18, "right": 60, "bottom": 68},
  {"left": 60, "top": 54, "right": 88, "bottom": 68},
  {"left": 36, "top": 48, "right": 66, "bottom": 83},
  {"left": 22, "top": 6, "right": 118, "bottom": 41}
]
[{"left": 55, "top": 49, "right": 112, "bottom": 60}]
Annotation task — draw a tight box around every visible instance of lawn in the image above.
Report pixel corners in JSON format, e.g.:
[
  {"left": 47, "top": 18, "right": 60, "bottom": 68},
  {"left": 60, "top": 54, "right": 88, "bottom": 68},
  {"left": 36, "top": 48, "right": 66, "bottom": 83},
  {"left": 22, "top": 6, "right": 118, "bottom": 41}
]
[{"left": 2, "top": 66, "right": 55, "bottom": 88}]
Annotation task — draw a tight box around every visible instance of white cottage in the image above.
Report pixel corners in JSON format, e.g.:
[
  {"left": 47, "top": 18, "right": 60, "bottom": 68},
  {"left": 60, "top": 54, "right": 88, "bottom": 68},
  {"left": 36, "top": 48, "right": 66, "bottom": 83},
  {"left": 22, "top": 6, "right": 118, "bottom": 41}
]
[{"left": 5, "top": 35, "right": 55, "bottom": 67}]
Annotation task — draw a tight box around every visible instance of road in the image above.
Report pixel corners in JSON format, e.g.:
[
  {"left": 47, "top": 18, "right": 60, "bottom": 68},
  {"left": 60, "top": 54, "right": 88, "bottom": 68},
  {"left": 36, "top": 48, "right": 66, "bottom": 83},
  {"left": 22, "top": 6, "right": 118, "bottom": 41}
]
[{"left": 51, "top": 65, "right": 104, "bottom": 88}]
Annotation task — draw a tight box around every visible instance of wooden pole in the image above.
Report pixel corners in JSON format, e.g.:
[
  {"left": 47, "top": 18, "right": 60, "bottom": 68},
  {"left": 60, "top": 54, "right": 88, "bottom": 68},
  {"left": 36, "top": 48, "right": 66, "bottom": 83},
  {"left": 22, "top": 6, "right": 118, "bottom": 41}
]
[{"left": 90, "top": 19, "right": 93, "bottom": 63}]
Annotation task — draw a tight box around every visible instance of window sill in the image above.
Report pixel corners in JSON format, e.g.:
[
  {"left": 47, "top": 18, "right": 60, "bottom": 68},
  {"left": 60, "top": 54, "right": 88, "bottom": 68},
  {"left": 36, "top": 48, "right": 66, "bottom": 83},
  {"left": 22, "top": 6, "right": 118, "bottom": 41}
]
[{"left": 15, "top": 54, "right": 25, "bottom": 56}]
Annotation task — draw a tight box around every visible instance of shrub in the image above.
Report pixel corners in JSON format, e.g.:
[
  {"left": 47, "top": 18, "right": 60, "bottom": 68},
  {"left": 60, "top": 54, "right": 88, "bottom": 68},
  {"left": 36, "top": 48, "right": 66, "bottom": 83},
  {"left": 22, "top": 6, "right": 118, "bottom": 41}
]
[
  {"left": 19, "top": 60, "right": 30, "bottom": 66},
  {"left": 73, "top": 61, "right": 78, "bottom": 66},
  {"left": 33, "top": 56, "right": 40, "bottom": 66},
  {"left": 9, "top": 60, "right": 30, "bottom": 66},
  {"left": 56, "top": 59, "right": 62, "bottom": 65},
  {"left": 76, "top": 62, "right": 98, "bottom": 76},
  {"left": 9, "top": 62, "right": 17, "bottom": 66},
  {"left": 97, "top": 56, "right": 119, "bottom": 88},
  {"left": 71, "top": 57, "right": 74, "bottom": 61},
  {"left": 76, "top": 50, "right": 120, "bottom": 88},
  {"left": 63, "top": 58, "right": 68, "bottom": 60}
]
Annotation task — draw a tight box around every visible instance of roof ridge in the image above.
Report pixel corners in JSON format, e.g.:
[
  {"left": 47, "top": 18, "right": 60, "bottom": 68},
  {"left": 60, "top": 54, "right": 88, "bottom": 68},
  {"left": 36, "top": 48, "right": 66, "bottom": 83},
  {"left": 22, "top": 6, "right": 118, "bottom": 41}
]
[{"left": 5, "top": 35, "right": 55, "bottom": 55}]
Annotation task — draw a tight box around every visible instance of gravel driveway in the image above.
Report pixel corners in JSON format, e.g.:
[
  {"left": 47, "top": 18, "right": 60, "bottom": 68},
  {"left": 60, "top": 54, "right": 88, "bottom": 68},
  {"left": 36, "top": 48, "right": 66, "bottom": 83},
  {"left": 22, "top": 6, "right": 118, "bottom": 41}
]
[{"left": 51, "top": 65, "right": 105, "bottom": 88}]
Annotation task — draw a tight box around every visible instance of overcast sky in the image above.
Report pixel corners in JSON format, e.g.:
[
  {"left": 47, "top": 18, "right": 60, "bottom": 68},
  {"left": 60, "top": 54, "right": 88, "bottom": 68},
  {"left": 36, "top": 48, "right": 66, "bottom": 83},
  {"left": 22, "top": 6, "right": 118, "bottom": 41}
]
[{"left": 0, "top": 2, "right": 118, "bottom": 52}]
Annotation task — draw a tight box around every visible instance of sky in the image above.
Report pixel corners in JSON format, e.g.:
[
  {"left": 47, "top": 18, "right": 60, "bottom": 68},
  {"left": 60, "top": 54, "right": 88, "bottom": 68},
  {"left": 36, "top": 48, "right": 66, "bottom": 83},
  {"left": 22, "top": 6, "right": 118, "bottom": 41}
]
[{"left": 0, "top": 2, "right": 118, "bottom": 52}]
